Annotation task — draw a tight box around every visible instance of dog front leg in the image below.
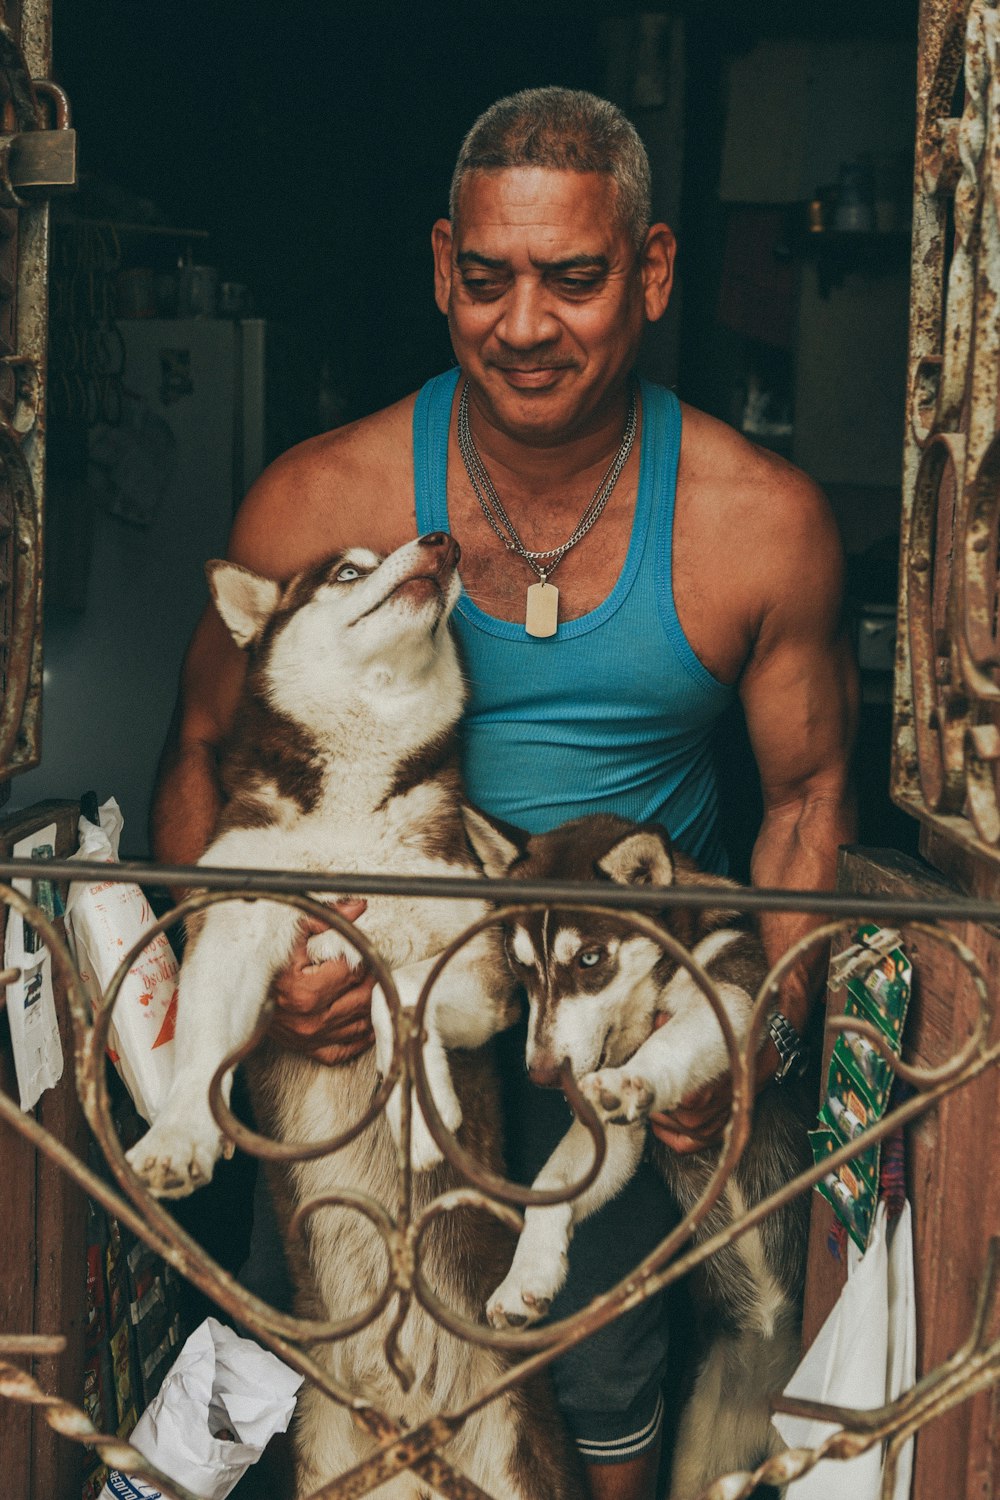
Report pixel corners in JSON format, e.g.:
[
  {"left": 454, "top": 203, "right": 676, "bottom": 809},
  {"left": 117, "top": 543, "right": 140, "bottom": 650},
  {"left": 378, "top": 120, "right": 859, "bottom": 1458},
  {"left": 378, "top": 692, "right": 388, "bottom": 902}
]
[
  {"left": 487, "top": 1120, "right": 644, "bottom": 1328},
  {"left": 126, "top": 900, "right": 302, "bottom": 1197},
  {"left": 373, "top": 957, "right": 464, "bottom": 1173},
  {"left": 581, "top": 978, "right": 752, "bottom": 1125}
]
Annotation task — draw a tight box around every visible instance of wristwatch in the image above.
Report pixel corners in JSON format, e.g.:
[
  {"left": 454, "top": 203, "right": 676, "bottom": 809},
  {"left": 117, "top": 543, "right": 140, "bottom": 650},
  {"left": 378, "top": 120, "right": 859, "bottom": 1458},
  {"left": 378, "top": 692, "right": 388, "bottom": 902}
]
[{"left": 767, "top": 1012, "right": 807, "bottom": 1083}]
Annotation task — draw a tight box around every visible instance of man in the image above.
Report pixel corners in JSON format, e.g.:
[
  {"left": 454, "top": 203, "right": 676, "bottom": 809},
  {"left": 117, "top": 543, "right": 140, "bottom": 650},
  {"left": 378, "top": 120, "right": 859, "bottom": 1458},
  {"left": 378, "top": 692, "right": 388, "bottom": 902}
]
[{"left": 152, "top": 88, "right": 856, "bottom": 1500}]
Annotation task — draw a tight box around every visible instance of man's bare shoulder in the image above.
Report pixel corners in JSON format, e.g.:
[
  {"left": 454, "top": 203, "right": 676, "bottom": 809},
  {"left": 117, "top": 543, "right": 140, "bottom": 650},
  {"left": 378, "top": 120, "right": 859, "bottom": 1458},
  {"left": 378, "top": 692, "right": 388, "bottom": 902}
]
[
  {"left": 678, "top": 402, "right": 841, "bottom": 585},
  {"left": 230, "top": 392, "right": 419, "bottom": 578}
]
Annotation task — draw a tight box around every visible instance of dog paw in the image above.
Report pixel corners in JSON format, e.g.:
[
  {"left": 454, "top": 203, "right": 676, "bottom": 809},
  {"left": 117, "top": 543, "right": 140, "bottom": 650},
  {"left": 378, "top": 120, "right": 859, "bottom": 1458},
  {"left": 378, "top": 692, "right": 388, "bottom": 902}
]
[
  {"left": 408, "top": 1104, "right": 446, "bottom": 1172},
  {"left": 305, "top": 925, "right": 364, "bottom": 970},
  {"left": 386, "top": 1084, "right": 462, "bottom": 1172},
  {"left": 126, "top": 1119, "right": 221, "bottom": 1198},
  {"left": 580, "top": 1067, "right": 655, "bottom": 1124},
  {"left": 486, "top": 1248, "right": 566, "bottom": 1329},
  {"left": 487, "top": 1280, "right": 551, "bottom": 1329}
]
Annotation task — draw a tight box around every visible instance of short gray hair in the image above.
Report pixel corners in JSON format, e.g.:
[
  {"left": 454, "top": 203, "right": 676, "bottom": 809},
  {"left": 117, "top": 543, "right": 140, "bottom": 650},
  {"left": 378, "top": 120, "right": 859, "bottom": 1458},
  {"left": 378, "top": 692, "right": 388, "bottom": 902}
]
[{"left": 449, "top": 87, "right": 651, "bottom": 251}]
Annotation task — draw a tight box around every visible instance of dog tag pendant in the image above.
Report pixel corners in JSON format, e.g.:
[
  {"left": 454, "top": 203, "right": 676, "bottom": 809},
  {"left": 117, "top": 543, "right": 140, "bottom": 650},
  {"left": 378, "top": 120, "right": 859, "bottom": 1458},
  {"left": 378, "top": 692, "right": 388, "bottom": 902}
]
[{"left": 525, "top": 580, "right": 558, "bottom": 637}]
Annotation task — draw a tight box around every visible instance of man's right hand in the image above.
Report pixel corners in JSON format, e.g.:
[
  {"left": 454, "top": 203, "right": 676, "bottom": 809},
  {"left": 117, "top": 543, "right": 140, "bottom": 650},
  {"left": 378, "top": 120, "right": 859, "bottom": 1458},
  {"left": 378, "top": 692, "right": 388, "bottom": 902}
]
[{"left": 269, "top": 900, "right": 376, "bottom": 1065}]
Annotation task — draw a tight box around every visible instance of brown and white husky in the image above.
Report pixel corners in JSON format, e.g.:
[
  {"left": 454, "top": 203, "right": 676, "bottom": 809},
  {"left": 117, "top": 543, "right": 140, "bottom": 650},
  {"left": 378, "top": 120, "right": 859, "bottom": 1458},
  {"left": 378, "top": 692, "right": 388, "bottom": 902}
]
[
  {"left": 127, "top": 534, "right": 582, "bottom": 1499},
  {"left": 462, "top": 809, "right": 812, "bottom": 1500}
]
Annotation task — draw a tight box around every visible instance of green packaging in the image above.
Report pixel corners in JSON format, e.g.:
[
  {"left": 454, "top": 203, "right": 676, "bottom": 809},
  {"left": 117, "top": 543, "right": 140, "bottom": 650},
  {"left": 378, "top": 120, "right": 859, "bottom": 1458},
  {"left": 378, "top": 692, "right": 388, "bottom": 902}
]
[{"left": 811, "top": 924, "right": 912, "bottom": 1251}]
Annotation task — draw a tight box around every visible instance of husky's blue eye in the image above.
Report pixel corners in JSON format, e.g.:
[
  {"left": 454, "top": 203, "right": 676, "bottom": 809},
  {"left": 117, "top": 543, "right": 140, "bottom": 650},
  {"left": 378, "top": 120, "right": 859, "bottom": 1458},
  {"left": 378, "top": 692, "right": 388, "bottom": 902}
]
[
  {"left": 336, "top": 565, "right": 361, "bottom": 582},
  {"left": 579, "top": 949, "right": 603, "bottom": 968}
]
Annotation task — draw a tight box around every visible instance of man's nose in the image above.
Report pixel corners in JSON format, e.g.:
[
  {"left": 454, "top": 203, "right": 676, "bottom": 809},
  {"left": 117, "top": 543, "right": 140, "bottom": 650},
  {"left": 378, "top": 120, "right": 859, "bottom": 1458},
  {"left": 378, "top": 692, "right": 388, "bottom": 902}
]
[{"left": 495, "top": 281, "right": 558, "bottom": 348}]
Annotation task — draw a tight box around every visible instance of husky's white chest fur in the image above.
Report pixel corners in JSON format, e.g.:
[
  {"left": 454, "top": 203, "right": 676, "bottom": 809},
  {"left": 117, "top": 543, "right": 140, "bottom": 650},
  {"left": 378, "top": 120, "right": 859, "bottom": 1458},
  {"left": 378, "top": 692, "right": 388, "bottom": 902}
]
[{"left": 128, "top": 535, "right": 581, "bottom": 1500}]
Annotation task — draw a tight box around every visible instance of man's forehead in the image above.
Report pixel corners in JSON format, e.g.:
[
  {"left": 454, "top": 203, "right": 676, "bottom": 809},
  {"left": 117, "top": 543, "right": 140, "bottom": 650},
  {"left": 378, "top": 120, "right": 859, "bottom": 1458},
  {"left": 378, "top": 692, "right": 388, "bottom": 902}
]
[{"left": 451, "top": 166, "right": 626, "bottom": 251}]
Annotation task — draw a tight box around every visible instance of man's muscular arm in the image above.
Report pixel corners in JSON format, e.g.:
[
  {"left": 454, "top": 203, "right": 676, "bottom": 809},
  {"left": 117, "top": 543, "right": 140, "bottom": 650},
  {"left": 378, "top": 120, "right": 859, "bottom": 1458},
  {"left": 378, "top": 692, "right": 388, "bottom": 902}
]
[
  {"left": 741, "top": 474, "right": 858, "bottom": 1038},
  {"left": 651, "top": 468, "right": 857, "bottom": 1151}
]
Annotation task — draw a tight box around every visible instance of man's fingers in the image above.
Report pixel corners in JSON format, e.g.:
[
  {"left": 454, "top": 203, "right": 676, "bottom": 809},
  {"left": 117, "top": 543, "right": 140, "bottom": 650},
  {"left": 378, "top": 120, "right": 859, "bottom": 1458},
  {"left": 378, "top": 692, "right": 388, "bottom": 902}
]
[
  {"left": 649, "top": 1077, "right": 733, "bottom": 1153},
  {"left": 310, "top": 1032, "right": 377, "bottom": 1067},
  {"left": 279, "top": 977, "right": 376, "bottom": 1022},
  {"left": 271, "top": 1013, "right": 375, "bottom": 1053},
  {"left": 273, "top": 966, "right": 375, "bottom": 1017},
  {"left": 648, "top": 1108, "right": 730, "bottom": 1153}
]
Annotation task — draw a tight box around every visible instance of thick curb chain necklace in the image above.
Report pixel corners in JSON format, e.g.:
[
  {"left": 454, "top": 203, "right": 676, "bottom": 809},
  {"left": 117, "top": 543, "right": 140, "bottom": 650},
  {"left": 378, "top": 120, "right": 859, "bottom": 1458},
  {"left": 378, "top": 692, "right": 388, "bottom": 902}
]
[{"left": 456, "top": 380, "right": 638, "bottom": 637}]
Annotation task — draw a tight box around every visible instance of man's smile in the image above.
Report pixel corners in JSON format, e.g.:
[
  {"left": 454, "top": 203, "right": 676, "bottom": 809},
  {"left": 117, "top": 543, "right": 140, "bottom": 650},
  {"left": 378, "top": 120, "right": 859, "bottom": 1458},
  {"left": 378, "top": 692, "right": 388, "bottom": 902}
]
[{"left": 497, "top": 367, "right": 565, "bottom": 389}]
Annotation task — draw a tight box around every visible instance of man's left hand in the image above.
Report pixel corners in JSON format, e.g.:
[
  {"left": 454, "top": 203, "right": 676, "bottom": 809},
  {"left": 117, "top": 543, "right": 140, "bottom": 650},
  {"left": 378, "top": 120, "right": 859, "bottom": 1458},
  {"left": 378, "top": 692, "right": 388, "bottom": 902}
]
[
  {"left": 646, "top": 1013, "right": 782, "bottom": 1153},
  {"left": 648, "top": 1075, "right": 734, "bottom": 1153}
]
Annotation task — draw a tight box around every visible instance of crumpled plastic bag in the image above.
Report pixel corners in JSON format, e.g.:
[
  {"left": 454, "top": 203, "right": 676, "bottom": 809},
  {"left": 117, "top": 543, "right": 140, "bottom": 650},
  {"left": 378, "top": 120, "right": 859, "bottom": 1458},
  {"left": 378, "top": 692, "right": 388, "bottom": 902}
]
[
  {"left": 773, "top": 1199, "right": 916, "bottom": 1500},
  {"left": 65, "top": 797, "right": 177, "bottom": 1123},
  {"left": 99, "top": 1317, "right": 303, "bottom": 1499}
]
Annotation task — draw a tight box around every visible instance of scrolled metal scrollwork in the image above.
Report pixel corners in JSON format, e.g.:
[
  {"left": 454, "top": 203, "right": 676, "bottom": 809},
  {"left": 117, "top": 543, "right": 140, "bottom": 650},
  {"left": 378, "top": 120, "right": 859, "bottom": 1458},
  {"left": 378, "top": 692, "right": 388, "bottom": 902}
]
[
  {"left": 1, "top": 859, "right": 1000, "bottom": 1500},
  {"left": 894, "top": 0, "right": 1000, "bottom": 854}
]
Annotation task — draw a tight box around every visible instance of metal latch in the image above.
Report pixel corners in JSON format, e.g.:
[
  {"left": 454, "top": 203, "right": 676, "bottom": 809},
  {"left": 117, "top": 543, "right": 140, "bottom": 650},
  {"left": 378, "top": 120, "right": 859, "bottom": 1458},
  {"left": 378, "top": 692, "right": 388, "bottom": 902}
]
[{"left": 0, "top": 80, "right": 76, "bottom": 201}]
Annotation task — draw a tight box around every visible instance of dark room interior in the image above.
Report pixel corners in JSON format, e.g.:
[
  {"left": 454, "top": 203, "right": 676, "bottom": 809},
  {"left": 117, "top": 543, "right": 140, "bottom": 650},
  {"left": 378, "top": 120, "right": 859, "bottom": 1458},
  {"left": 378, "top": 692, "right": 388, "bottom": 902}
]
[
  {"left": 11, "top": 0, "right": 922, "bottom": 872},
  {"left": 13, "top": 0, "right": 925, "bottom": 1379}
]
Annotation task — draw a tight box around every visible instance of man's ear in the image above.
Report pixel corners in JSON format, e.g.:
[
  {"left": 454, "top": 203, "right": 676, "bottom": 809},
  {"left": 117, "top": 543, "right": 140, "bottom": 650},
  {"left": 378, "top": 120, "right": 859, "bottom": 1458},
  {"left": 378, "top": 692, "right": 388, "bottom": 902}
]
[
  {"left": 432, "top": 218, "right": 454, "bottom": 316},
  {"left": 461, "top": 804, "right": 529, "bottom": 878},
  {"left": 640, "top": 222, "right": 675, "bottom": 323},
  {"left": 206, "top": 560, "right": 282, "bottom": 649},
  {"left": 597, "top": 828, "right": 674, "bottom": 887}
]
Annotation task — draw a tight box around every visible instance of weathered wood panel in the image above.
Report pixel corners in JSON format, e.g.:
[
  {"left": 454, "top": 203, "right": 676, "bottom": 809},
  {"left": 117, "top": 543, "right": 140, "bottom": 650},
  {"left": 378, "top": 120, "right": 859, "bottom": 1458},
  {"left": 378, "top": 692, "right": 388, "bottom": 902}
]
[
  {"left": 802, "top": 844, "right": 1000, "bottom": 1499},
  {"left": 0, "top": 800, "right": 87, "bottom": 1500}
]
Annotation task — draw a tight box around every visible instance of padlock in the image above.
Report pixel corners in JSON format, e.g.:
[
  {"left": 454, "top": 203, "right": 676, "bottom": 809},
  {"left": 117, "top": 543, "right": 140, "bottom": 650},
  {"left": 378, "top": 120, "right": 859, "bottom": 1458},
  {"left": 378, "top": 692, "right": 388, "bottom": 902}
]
[{"left": 5, "top": 80, "right": 77, "bottom": 194}]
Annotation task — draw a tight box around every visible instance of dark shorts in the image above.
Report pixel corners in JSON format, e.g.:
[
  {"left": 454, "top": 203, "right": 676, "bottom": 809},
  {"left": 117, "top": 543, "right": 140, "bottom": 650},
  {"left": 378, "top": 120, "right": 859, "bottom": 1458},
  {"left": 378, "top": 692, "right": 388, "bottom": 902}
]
[{"left": 240, "top": 1024, "right": 676, "bottom": 1466}]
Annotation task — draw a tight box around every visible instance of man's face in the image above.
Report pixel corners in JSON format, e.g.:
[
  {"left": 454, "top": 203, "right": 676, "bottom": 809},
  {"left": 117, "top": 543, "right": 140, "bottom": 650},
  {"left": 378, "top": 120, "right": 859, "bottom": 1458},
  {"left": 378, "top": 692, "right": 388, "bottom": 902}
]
[{"left": 433, "top": 167, "right": 672, "bottom": 446}]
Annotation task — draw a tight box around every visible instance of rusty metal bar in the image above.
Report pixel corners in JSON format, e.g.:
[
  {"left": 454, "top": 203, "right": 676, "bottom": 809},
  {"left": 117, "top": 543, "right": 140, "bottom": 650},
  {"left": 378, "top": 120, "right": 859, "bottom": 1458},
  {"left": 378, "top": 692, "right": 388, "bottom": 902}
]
[{"left": 6, "top": 849, "right": 1000, "bottom": 922}]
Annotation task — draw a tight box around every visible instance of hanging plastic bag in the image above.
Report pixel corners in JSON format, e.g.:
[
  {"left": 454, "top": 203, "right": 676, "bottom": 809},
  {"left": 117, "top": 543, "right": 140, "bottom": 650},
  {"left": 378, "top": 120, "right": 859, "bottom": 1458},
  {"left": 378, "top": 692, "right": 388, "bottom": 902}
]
[
  {"left": 65, "top": 797, "right": 177, "bottom": 1123},
  {"left": 773, "top": 1199, "right": 916, "bottom": 1500},
  {"left": 98, "top": 1317, "right": 303, "bottom": 1500}
]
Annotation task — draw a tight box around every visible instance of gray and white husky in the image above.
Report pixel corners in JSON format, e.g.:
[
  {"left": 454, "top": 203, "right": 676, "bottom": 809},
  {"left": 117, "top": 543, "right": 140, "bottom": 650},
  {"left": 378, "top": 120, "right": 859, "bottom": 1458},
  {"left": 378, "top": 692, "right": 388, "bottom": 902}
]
[
  {"left": 127, "top": 534, "right": 582, "bottom": 1500},
  {"left": 462, "top": 809, "right": 812, "bottom": 1500}
]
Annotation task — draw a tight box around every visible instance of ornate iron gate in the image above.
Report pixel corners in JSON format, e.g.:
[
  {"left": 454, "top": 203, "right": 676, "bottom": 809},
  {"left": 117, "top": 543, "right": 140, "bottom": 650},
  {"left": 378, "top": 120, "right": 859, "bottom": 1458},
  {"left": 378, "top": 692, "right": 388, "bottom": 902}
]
[
  {"left": 893, "top": 0, "right": 1000, "bottom": 886},
  {"left": 0, "top": 855, "right": 999, "bottom": 1500},
  {"left": 3, "top": 3, "right": 1000, "bottom": 1498}
]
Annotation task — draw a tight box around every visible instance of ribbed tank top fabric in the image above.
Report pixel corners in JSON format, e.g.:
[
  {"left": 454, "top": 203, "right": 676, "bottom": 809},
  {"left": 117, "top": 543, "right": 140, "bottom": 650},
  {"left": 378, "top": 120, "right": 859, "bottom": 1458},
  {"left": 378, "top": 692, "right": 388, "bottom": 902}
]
[{"left": 412, "top": 368, "right": 733, "bottom": 873}]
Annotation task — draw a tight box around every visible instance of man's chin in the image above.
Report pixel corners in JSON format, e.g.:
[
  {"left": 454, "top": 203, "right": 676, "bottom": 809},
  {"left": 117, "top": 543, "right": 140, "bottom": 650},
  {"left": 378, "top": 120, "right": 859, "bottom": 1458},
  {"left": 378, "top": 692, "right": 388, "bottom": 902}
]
[{"left": 474, "top": 373, "right": 585, "bottom": 441}]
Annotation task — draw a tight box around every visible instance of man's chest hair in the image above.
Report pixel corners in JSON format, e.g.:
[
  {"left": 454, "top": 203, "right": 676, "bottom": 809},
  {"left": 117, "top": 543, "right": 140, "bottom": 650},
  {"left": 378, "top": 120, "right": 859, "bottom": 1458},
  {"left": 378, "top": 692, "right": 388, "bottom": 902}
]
[{"left": 447, "top": 485, "right": 638, "bottom": 624}]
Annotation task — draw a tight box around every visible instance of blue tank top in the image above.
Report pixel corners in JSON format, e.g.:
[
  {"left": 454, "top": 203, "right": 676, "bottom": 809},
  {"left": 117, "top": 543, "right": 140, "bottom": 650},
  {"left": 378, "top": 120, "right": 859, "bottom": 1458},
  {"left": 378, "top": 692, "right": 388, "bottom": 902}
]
[{"left": 412, "top": 369, "right": 733, "bottom": 873}]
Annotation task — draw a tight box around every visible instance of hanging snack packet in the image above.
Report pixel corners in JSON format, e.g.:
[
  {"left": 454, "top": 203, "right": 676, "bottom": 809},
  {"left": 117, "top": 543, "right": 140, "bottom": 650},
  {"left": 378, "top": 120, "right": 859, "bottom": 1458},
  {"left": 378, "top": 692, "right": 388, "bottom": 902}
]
[
  {"left": 812, "top": 924, "right": 913, "bottom": 1252},
  {"left": 65, "top": 798, "right": 177, "bottom": 1123}
]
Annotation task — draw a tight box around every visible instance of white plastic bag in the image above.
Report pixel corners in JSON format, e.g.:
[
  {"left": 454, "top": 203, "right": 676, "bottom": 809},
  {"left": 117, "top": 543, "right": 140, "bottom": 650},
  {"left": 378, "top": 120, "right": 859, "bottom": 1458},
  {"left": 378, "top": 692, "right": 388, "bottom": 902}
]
[
  {"left": 64, "top": 798, "right": 177, "bottom": 1123},
  {"left": 98, "top": 1317, "right": 303, "bottom": 1500},
  {"left": 773, "top": 1199, "right": 916, "bottom": 1500}
]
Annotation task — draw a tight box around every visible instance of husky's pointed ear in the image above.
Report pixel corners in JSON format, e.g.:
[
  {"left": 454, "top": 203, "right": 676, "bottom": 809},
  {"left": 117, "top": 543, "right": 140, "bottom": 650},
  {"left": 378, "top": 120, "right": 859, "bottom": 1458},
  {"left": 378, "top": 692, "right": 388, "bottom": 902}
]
[
  {"left": 207, "top": 560, "right": 282, "bottom": 649},
  {"left": 461, "top": 805, "right": 529, "bottom": 878},
  {"left": 597, "top": 828, "right": 674, "bottom": 888}
]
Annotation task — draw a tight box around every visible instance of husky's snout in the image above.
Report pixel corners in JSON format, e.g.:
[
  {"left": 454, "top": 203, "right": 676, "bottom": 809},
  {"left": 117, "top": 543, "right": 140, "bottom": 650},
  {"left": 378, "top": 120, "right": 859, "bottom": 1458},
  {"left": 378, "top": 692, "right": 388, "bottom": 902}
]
[
  {"left": 350, "top": 532, "right": 461, "bottom": 627},
  {"left": 388, "top": 532, "right": 460, "bottom": 602},
  {"left": 527, "top": 1055, "right": 563, "bottom": 1088},
  {"left": 399, "top": 531, "right": 461, "bottom": 583},
  {"left": 417, "top": 530, "right": 461, "bottom": 570}
]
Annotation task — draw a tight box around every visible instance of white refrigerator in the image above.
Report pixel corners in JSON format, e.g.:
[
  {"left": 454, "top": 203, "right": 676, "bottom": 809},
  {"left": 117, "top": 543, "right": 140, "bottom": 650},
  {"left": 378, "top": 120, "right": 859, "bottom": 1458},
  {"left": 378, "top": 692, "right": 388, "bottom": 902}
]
[{"left": 11, "top": 318, "right": 276, "bottom": 856}]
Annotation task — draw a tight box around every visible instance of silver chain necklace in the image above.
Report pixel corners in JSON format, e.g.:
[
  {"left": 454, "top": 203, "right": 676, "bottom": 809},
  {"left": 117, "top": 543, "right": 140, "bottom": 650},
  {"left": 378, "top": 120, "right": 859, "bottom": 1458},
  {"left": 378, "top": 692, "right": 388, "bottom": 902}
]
[{"left": 456, "top": 380, "right": 637, "bottom": 637}]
